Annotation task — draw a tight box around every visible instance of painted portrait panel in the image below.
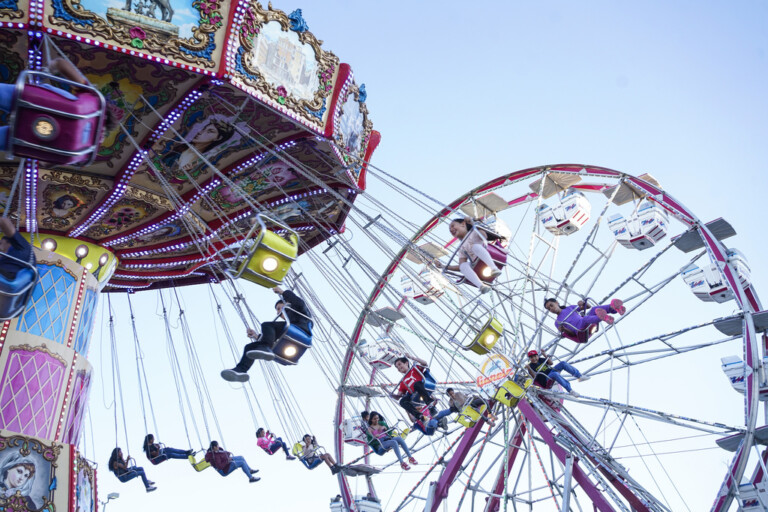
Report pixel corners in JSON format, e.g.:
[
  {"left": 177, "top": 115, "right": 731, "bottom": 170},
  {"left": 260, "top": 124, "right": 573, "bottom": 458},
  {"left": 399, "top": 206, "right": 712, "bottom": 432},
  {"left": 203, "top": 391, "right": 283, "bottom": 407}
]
[
  {"left": 75, "top": 458, "right": 95, "bottom": 512},
  {"left": 250, "top": 21, "right": 319, "bottom": 101},
  {"left": 40, "top": 183, "right": 97, "bottom": 230},
  {"left": 149, "top": 107, "right": 251, "bottom": 189},
  {"left": 208, "top": 158, "right": 302, "bottom": 210},
  {"left": 0, "top": 435, "right": 60, "bottom": 511}
]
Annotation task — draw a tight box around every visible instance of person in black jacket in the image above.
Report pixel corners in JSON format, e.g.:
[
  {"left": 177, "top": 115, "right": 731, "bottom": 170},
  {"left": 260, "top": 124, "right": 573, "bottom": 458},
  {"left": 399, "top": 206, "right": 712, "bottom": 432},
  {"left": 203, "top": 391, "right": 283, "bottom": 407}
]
[{"left": 221, "top": 286, "right": 311, "bottom": 382}]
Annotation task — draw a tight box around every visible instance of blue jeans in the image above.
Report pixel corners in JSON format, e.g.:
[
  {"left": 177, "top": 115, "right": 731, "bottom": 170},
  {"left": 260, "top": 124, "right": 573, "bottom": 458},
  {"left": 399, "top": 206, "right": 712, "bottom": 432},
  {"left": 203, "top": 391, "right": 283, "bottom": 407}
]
[
  {"left": 379, "top": 436, "right": 412, "bottom": 464},
  {"left": 218, "top": 456, "right": 253, "bottom": 478},
  {"left": 161, "top": 447, "right": 189, "bottom": 459},
  {"left": 546, "top": 362, "right": 581, "bottom": 392},
  {"left": 116, "top": 467, "right": 150, "bottom": 488},
  {"left": 434, "top": 408, "right": 453, "bottom": 421},
  {"left": 415, "top": 418, "right": 438, "bottom": 436},
  {"left": 268, "top": 437, "right": 291, "bottom": 456}
]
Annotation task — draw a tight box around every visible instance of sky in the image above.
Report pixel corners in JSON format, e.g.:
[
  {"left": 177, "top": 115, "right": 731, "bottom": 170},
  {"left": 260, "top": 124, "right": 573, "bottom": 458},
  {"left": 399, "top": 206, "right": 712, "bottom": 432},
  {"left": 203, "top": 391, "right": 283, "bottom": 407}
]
[{"left": 82, "top": 1, "right": 768, "bottom": 511}]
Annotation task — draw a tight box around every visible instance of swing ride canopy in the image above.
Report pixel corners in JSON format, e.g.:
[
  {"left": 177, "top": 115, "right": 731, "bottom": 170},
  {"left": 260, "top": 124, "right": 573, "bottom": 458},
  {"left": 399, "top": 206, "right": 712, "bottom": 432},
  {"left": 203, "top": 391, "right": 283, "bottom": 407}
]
[{"left": 0, "top": 0, "right": 379, "bottom": 292}]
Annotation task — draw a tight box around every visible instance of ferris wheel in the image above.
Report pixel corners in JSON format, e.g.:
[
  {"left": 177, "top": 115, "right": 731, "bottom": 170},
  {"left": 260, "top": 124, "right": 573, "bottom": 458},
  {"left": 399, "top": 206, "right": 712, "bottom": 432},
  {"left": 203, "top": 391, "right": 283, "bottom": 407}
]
[{"left": 330, "top": 165, "right": 765, "bottom": 512}]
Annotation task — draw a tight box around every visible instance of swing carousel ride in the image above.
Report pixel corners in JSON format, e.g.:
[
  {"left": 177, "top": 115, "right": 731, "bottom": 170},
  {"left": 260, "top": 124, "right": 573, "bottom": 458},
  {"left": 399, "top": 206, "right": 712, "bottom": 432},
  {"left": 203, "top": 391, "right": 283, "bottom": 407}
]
[{"left": 0, "top": 2, "right": 766, "bottom": 512}]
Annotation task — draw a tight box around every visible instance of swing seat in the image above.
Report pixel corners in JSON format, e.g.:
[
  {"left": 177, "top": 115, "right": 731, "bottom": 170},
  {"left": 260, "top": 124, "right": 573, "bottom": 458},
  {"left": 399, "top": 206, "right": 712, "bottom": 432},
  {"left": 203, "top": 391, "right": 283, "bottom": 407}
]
[
  {"left": 0, "top": 265, "right": 37, "bottom": 321},
  {"left": 9, "top": 70, "right": 106, "bottom": 166},
  {"left": 494, "top": 378, "right": 532, "bottom": 408},
  {"left": 230, "top": 213, "right": 299, "bottom": 289},
  {"left": 273, "top": 320, "right": 313, "bottom": 366},
  {"left": 457, "top": 404, "right": 486, "bottom": 428},
  {"left": 560, "top": 322, "right": 598, "bottom": 344},
  {"left": 464, "top": 316, "right": 503, "bottom": 355},
  {"left": 457, "top": 240, "right": 507, "bottom": 287},
  {"left": 188, "top": 454, "right": 210, "bottom": 472},
  {"left": 291, "top": 442, "right": 322, "bottom": 470},
  {"left": 423, "top": 368, "right": 437, "bottom": 393}
]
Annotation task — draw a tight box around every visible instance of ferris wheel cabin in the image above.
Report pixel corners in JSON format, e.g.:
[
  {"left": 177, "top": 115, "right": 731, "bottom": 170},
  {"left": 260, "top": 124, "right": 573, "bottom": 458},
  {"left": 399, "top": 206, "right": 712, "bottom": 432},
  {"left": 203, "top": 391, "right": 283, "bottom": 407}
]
[
  {"left": 607, "top": 200, "right": 669, "bottom": 250},
  {"left": 330, "top": 495, "right": 382, "bottom": 512},
  {"left": 537, "top": 190, "right": 592, "bottom": 236},
  {"left": 680, "top": 249, "right": 751, "bottom": 303}
]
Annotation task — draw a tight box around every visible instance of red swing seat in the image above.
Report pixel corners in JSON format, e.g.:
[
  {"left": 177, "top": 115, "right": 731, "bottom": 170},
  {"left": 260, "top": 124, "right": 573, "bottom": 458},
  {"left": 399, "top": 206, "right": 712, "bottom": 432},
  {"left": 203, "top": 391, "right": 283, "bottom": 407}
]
[
  {"left": 456, "top": 240, "right": 507, "bottom": 287},
  {"left": 559, "top": 322, "right": 599, "bottom": 344},
  {"left": 8, "top": 70, "right": 106, "bottom": 166}
]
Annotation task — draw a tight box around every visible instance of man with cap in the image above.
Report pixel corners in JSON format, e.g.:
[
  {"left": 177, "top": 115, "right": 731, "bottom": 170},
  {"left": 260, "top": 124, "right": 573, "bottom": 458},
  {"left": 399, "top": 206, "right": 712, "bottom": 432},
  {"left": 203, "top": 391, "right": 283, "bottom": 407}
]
[
  {"left": 221, "top": 285, "right": 311, "bottom": 382},
  {"left": 526, "top": 349, "right": 588, "bottom": 397}
]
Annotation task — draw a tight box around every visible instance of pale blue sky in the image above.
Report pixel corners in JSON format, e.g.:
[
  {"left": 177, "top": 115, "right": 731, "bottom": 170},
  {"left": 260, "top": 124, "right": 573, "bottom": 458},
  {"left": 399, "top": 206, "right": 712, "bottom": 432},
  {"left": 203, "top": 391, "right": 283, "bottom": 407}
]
[{"left": 86, "top": 2, "right": 768, "bottom": 511}]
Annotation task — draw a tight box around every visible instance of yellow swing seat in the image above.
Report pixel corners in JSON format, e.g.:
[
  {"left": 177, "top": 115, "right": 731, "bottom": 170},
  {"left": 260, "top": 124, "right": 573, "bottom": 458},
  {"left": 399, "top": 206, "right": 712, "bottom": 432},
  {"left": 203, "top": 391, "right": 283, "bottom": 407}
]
[
  {"left": 188, "top": 453, "right": 210, "bottom": 472},
  {"left": 457, "top": 404, "right": 487, "bottom": 428},
  {"left": 464, "top": 316, "right": 503, "bottom": 355},
  {"left": 229, "top": 214, "right": 299, "bottom": 288},
  {"left": 494, "top": 378, "right": 532, "bottom": 408}
]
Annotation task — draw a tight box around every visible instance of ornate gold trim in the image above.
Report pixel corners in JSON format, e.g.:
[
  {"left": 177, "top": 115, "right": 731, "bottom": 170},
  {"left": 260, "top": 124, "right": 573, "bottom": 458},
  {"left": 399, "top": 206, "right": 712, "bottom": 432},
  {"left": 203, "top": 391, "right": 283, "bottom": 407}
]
[{"left": 9, "top": 344, "right": 69, "bottom": 367}]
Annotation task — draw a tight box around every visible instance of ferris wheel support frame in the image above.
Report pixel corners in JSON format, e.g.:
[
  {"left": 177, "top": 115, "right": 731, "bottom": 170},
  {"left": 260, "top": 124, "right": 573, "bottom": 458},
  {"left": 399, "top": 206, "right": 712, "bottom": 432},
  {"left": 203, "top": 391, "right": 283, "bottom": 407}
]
[
  {"left": 332, "top": 165, "right": 763, "bottom": 512},
  {"left": 484, "top": 424, "right": 526, "bottom": 512}
]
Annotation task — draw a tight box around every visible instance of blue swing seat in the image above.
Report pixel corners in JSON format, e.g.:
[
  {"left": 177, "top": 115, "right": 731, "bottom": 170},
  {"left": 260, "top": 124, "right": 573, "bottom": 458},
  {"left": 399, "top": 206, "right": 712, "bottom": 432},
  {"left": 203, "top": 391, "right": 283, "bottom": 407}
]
[
  {"left": 0, "top": 267, "right": 37, "bottom": 321},
  {"left": 273, "top": 321, "right": 313, "bottom": 366}
]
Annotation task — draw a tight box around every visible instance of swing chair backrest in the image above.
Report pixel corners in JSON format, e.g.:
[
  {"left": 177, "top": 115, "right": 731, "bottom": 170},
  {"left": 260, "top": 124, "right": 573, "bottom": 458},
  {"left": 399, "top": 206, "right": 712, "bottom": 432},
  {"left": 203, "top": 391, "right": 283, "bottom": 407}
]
[
  {"left": 560, "top": 322, "right": 599, "bottom": 343},
  {"left": 188, "top": 453, "right": 211, "bottom": 472},
  {"left": 457, "top": 403, "right": 487, "bottom": 428},
  {"left": 273, "top": 316, "right": 313, "bottom": 366},
  {"left": 0, "top": 250, "right": 38, "bottom": 321},
  {"left": 147, "top": 443, "right": 167, "bottom": 465},
  {"left": 229, "top": 214, "right": 299, "bottom": 288},
  {"left": 9, "top": 70, "right": 107, "bottom": 166}
]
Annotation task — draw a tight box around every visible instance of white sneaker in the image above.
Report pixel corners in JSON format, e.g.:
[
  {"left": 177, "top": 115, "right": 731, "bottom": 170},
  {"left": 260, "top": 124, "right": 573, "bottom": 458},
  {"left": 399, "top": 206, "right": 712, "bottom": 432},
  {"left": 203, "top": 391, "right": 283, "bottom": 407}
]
[
  {"left": 490, "top": 268, "right": 502, "bottom": 278},
  {"left": 221, "top": 369, "right": 249, "bottom": 382},
  {"left": 568, "top": 390, "right": 580, "bottom": 398},
  {"left": 578, "top": 375, "right": 590, "bottom": 382},
  {"left": 480, "top": 285, "right": 491, "bottom": 294}
]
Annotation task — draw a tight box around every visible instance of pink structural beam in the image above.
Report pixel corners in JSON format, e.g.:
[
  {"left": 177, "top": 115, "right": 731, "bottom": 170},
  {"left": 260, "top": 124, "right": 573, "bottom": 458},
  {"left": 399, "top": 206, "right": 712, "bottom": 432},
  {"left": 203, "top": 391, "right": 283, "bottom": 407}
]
[
  {"left": 484, "top": 424, "right": 526, "bottom": 512},
  {"left": 428, "top": 412, "right": 489, "bottom": 512},
  {"left": 518, "top": 400, "right": 616, "bottom": 512}
]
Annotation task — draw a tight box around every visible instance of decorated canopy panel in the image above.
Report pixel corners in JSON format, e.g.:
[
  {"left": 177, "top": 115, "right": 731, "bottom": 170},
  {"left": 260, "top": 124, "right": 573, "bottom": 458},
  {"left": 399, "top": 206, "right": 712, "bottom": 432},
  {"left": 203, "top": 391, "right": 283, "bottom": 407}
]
[{"left": 0, "top": 0, "right": 380, "bottom": 291}]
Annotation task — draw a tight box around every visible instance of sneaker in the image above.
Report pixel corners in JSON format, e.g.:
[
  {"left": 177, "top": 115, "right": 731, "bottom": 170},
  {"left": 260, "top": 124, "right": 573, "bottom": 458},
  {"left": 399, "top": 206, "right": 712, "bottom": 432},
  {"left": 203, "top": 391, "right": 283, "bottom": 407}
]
[
  {"left": 221, "top": 368, "right": 249, "bottom": 382},
  {"left": 594, "top": 308, "right": 614, "bottom": 325},
  {"left": 186, "top": 449, "right": 194, "bottom": 456},
  {"left": 568, "top": 390, "right": 580, "bottom": 398},
  {"left": 146, "top": 486, "right": 157, "bottom": 493},
  {"left": 489, "top": 268, "right": 502, "bottom": 278},
  {"left": 246, "top": 345, "right": 275, "bottom": 361},
  {"left": 331, "top": 464, "right": 341, "bottom": 475},
  {"left": 249, "top": 476, "right": 261, "bottom": 483},
  {"left": 408, "top": 457, "right": 418, "bottom": 465},
  {"left": 438, "top": 417, "right": 449, "bottom": 430},
  {"left": 480, "top": 284, "right": 491, "bottom": 294},
  {"left": 250, "top": 469, "right": 260, "bottom": 474},
  {"left": 578, "top": 375, "right": 591, "bottom": 382},
  {"left": 610, "top": 298, "right": 626, "bottom": 315},
  {"left": 147, "top": 481, "right": 156, "bottom": 485},
  {"left": 286, "top": 455, "right": 296, "bottom": 461},
  {"left": 400, "top": 462, "right": 411, "bottom": 471}
]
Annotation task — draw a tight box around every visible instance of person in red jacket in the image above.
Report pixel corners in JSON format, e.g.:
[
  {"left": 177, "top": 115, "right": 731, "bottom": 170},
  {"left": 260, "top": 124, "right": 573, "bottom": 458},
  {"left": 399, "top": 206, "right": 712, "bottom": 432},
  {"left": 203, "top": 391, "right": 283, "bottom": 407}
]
[
  {"left": 392, "top": 353, "right": 437, "bottom": 425},
  {"left": 204, "top": 441, "right": 260, "bottom": 482}
]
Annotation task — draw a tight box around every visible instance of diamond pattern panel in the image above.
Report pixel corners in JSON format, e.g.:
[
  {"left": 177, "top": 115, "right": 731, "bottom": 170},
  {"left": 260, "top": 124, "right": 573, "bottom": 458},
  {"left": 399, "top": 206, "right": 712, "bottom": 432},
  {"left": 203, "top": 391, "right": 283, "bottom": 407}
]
[
  {"left": 63, "top": 371, "right": 91, "bottom": 445},
  {"left": 17, "top": 264, "right": 77, "bottom": 344},
  {"left": 74, "top": 289, "right": 98, "bottom": 355},
  {"left": 0, "top": 349, "right": 67, "bottom": 438}
]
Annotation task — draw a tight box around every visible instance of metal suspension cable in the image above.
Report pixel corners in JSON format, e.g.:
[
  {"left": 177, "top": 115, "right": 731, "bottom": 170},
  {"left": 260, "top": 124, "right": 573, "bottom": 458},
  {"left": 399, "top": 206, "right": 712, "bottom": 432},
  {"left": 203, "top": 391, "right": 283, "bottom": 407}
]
[
  {"left": 107, "top": 295, "right": 130, "bottom": 453},
  {"left": 126, "top": 293, "right": 159, "bottom": 438}
]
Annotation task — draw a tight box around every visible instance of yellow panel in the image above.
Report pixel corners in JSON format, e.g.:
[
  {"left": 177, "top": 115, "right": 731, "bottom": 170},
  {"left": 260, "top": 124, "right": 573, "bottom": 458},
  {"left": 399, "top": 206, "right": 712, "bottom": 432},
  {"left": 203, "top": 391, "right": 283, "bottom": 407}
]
[
  {"left": 465, "top": 316, "right": 504, "bottom": 355},
  {"left": 237, "top": 230, "right": 298, "bottom": 288},
  {"left": 495, "top": 379, "right": 532, "bottom": 408},
  {"left": 22, "top": 233, "right": 118, "bottom": 287},
  {"left": 457, "top": 404, "right": 486, "bottom": 428}
]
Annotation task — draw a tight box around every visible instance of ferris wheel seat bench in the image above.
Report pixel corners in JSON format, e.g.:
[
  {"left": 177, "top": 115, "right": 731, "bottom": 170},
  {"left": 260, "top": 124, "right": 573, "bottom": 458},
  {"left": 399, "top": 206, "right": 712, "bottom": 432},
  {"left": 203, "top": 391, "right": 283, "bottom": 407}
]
[
  {"left": 0, "top": 267, "right": 37, "bottom": 321},
  {"left": 10, "top": 70, "right": 106, "bottom": 166},
  {"left": 457, "top": 403, "right": 487, "bottom": 428},
  {"left": 607, "top": 200, "right": 669, "bottom": 250},
  {"left": 342, "top": 417, "right": 368, "bottom": 445},
  {"left": 680, "top": 248, "right": 751, "bottom": 303},
  {"left": 720, "top": 355, "right": 768, "bottom": 401},
  {"left": 272, "top": 321, "right": 313, "bottom": 365},
  {"left": 494, "top": 378, "right": 532, "bottom": 408},
  {"left": 537, "top": 190, "right": 591, "bottom": 236}
]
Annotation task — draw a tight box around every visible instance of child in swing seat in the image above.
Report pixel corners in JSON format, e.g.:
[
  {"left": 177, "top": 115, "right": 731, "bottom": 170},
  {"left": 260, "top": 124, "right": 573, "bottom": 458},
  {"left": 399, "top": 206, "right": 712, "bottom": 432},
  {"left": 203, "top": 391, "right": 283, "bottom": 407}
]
[
  {"left": 255, "top": 428, "right": 296, "bottom": 460},
  {"left": 437, "top": 217, "right": 505, "bottom": 294},
  {"left": 300, "top": 434, "right": 341, "bottom": 474},
  {"left": 205, "top": 441, "right": 260, "bottom": 482},
  {"left": 142, "top": 434, "right": 194, "bottom": 464}
]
